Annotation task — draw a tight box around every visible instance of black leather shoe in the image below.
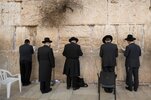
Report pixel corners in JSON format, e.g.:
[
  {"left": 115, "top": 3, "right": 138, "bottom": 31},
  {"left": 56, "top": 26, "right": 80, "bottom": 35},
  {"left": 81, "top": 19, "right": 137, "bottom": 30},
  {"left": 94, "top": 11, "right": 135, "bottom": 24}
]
[
  {"left": 42, "top": 88, "right": 52, "bottom": 94},
  {"left": 134, "top": 88, "right": 137, "bottom": 92},
  {"left": 125, "top": 87, "right": 132, "bottom": 91},
  {"left": 67, "top": 86, "right": 70, "bottom": 89},
  {"left": 73, "top": 87, "right": 80, "bottom": 90}
]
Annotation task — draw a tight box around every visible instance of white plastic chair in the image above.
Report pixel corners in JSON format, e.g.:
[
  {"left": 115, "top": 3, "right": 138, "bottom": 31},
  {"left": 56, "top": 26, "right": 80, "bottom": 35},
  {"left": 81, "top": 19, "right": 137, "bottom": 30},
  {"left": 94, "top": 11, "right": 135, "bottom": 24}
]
[{"left": 0, "top": 69, "right": 22, "bottom": 99}]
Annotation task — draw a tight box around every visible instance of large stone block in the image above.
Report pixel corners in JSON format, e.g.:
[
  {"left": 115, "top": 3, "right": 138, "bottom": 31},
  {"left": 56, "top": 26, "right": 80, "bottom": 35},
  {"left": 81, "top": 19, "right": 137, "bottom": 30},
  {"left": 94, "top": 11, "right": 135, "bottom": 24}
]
[
  {"left": 1, "top": 2, "right": 21, "bottom": 25},
  {"left": 139, "top": 53, "right": 151, "bottom": 83},
  {"left": 36, "top": 26, "right": 59, "bottom": 51},
  {"left": 21, "top": 1, "right": 42, "bottom": 25},
  {"left": 54, "top": 53, "right": 66, "bottom": 81},
  {"left": 0, "top": 51, "right": 20, "bottom": 74},
  {"left": 89, "top": 25, "right": 118, "bottom": 54},
  {"left": 0, "top": 2, "right": 2, "bottom": 25},
  {"left": 109, "top": 0, "right": 150, "bottom": 24},
  {"left": 116, "top": 53, "right": 126, "bottom": 81},
  {"left": 15, "top": 26, "right": 37, "bottom": 51},
  {"left": 30, "top": 52, "right": 39, "bottom": 80},
  {"left": 65, "top": 0, "right": 107, "bottom": 25},
  {"left": 117, "top": 24, "right": 144, "bottom": 51},
  {"left": 144, "top": 23, "right": 151, "bottom": 53},
  {"left": 2, "top": 13, "right": 21, "bottom": 25},
  {"left": 58, "top": 26, "right": 91, "bottom": 51},
  {"left": 0, "top": 25, "right": 15, "bottom": 51},
  {"left": 80, "top": 54, "right": 101, "bottom": 83},
  {"left": 1, "top": 2, "right": 20, "bottom": 13},
  {"left": 134, "top": 0, "right": 150, "bottom": 24}
]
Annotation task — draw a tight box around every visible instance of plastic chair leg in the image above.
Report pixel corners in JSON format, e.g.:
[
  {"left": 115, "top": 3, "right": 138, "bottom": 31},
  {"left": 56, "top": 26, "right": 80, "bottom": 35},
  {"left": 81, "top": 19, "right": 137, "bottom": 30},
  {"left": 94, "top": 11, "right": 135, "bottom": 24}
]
[
  {"left": 7, "top": 83, "right": 11, "bottom": 99},
  {"left": 98, "top": 76, "right": 100, "bottom": 100},
  {"left": 19, "top": 79, "right": 22, "bottom": 92}
]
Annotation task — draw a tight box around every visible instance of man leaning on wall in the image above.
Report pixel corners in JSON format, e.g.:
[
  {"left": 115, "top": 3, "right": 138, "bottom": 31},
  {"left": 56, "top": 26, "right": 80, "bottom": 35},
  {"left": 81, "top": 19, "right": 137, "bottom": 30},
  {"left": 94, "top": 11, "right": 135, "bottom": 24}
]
[{"left": 19, "top": 39, "right": 34, "bottom": 86}]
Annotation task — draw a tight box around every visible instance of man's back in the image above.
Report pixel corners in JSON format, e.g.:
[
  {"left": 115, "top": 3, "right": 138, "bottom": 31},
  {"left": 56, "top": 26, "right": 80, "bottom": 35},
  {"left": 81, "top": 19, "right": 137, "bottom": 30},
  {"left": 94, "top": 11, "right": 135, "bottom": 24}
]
[
  {"left": 100, "top": 42, "right": 118, "bottom": 66},
  {"left": 38, "top": 46, "right": 51, "bottom": 61},
  {"left": 124, "top": 43, "right": 141, "bottom": 67},
  {"left": 19, "top": 44, "right": 33, "bottom": 61},
  {"left": 63, "top": 42, "right": 83, "bottom": 59},
  {"left": 38, "top": 45, "right": 55, "bottom": 68}
]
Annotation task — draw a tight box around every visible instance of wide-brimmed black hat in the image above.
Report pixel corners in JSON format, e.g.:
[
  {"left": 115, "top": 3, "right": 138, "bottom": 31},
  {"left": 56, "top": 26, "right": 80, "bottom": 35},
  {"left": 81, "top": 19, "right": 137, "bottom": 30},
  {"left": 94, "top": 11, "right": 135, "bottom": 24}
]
[
  {"left": 102, "top": 35, "right": 113, "bottom": 43},
  {"left": 69, "top": 37, "right": 79, "bottom": 42},
  {"left": 125, "top": 34, "right": 136, "bottom": 41},
  {"left": 42, "top": 37, "right": 52, "bottom": 43}
]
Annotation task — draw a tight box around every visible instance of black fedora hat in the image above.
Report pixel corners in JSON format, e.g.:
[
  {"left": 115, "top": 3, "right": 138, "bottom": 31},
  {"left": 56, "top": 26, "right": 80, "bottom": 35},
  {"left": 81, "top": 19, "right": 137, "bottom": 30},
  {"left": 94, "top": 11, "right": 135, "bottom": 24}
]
[
  {"left": 42, "top": 37, "right": 52, "bottom": 43},
  {"left": 125, "top": 34, "right": 136, "bottom": 41},
  {"left": 102, "top": 35, "right": 113, "bottom": 43},
  {"left": 69, "top": 37, "right": 79, "bottom": 42}
]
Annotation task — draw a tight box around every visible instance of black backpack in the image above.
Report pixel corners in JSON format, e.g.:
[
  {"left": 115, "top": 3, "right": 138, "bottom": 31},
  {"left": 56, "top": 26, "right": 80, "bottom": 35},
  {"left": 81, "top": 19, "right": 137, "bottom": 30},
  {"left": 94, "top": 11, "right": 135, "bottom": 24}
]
[{"left": 77, "top": 77, "right": 88, "bottom": 87}]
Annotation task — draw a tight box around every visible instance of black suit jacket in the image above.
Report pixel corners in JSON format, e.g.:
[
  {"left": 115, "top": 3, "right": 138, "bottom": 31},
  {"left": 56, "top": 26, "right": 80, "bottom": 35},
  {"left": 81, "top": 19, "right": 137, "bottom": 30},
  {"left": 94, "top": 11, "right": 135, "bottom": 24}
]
[
  {"left": 38, "top": 45, "right": 55, "bottom": 81},
  {"left": 63, "top": 42, "right": 83, "bottom": 76},
  {"left": 99, "top": 42, "right": 118, "bottom": 66},
  {"left": 19, "top": 43, "right": 34, "bottom": 62},
  {"left": 124, "top": 43, "right": 141, "bottom": 68}
]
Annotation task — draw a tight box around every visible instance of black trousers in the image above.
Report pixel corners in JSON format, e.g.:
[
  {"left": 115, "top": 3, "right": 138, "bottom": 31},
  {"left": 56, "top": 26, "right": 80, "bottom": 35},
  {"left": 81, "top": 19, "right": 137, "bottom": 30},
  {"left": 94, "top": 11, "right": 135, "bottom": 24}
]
[
  {"left": 67, "top": 76, "right": 77, "bottom": 88},
  {"left": 125, "top": 66, "right": 129, "bottom": 86},
  {"left": 20, "top": 60, "right": 32, "bottom": 85},
  {"left": 40, "top": 81, "right": 51, "bottom": 93},
  {"left": 102, "top": 66, "right": 115, "bottom": 93},
  {"left": 102, "top": 66, "right": 115, "bottom": 72},
  {"left": 127, "top": 67, "right": 139, "bottom": 90}
]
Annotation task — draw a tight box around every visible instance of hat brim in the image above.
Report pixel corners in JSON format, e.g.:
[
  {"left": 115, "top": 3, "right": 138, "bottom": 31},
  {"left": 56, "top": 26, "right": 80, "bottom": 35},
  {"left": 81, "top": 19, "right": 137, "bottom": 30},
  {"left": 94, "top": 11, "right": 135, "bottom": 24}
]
[
  {"left": 42, "top": 40, "right": 52, "bottom": 43},
  {"left": 69, "top": 38, "right": 79, "bottom": 42},
  {"left": 125, "top": 38, "right": 136, "bottom": 41},
  {"left": 102, "top": 35, "right": 113, "bottom": 43}
]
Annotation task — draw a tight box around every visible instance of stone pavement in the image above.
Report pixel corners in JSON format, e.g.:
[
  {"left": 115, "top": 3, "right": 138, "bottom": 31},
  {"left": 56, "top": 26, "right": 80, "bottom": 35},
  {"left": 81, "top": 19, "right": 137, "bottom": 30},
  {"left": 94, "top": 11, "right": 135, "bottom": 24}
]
[{"left": 0, "top": 82, "right": 151, "bottom": 100}]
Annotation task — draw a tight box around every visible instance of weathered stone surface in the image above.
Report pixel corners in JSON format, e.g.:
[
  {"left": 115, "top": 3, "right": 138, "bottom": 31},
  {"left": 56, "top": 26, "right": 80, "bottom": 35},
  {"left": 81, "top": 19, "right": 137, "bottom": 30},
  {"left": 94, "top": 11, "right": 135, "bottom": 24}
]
[
  {"left": 36, "top": 26, "right": 59, "bottom": 51},
  {"left": 21, "top": 1, "right": 42, "bottom": 25},
  {"left": 0, "top": 51, "right": 20, "bottom": 74},
  {"left": 140, "top": 53, "right": 151, "bottom": 82},
  {"left": 1, "top": 2, "right": 21, "bottom": 25},
  {"left": 0, "top": 0, "right": 151, "bottom": 83},
  {"left": 144, "top": 13, "right": 151, "bottom": 53},
  {"left": 0, "top": 2, "right": 3, "bottom": 26},
  {"left": 65, "top": 0, "right": 107, "bottom": 25},
  {"left": 58, "top": 26, "right": 92, "bottom": 52},
  {"left": 15, "top": 26, "right": 37, "bottom": 50},
  {"left": 0, "top": 25, "right": 15, "bottom": 50},
  {"left": 109, "top": 0, "right": 150, "bottom": 24}
]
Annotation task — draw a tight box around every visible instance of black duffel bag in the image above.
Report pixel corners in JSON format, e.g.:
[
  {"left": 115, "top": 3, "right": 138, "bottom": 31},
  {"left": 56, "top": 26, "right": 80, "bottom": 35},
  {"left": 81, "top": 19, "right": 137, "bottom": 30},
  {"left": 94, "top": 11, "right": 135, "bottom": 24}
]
[{"left": 76, "top": 77, "right": 88, "bottom": 87}]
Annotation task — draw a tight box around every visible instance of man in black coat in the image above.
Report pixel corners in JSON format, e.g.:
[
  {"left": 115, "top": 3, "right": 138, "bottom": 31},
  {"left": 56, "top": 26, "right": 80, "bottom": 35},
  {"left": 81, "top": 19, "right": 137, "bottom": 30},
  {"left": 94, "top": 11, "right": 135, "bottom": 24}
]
[
  {"left": 38, "top": 37, "right": 55, "bottom": 94},
  {"left": 124, "top": 34, "right": 141, "bottom": 92},
  {"left": 19, "top": 39, "right": 34, "bottom": 86},
  {"left": 63, "top": 37, "right": 83, "bottom": 90},
  {"left": 99, "top": 35, "right": 118, "bottom": 93}
]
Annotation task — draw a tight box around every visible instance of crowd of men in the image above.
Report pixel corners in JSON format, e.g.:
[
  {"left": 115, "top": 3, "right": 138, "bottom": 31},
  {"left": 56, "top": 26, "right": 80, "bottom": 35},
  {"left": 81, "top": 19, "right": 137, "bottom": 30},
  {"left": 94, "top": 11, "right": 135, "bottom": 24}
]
[{"left": 19, "top": 34, "right": 141, "bottom": 94}]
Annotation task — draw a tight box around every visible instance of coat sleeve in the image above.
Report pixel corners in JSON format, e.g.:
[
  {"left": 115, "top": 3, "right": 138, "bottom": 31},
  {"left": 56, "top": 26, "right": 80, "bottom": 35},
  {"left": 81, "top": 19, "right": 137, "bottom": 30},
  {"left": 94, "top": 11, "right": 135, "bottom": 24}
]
[
  {"left": 49, "top": 48, "right": 55, "bottom": 68},
  {"left": 79, "top": 45, "right": 83, "bottom": 56},
  {"left": 62, "top": 45, "right": 66, "bottom": 56},
  {"left": 37, "top": 48, "right": 40, "bottom": 62},
  {"left": 31, "top": 45, "right": 34, "bottom": 54},
  {"left": 139, "top": 46, "right": 141, "bottom": 56},
  {"left": 124, "top": 46, "right": 129, "bottom": 57},
  {"left": 115, "top": 45, "right": 118, "bottom": 57},
  {"left": 99, "top": 46, "right": 103, "bottom": 57}
]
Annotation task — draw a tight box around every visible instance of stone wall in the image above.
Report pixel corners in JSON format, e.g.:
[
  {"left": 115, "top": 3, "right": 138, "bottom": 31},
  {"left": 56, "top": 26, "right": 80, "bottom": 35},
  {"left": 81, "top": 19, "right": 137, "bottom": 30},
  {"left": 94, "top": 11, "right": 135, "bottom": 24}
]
[{"left": 0, "top": 0, "right": 151, "bottom": 83}]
